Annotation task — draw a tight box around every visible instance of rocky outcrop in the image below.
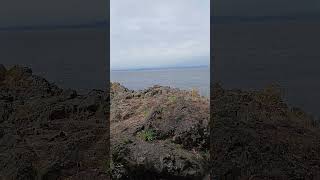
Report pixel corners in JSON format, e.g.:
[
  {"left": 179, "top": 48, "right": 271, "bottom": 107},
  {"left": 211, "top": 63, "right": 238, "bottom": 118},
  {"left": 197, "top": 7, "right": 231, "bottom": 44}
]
[
  {"left": 110, "top": 82, "right": 320, "bottom": 179},
  {"left": 110, "top": 83, "right": 210, "bottom": 179},
  {"left": 0, "top": 65, "right": 109, "bottom": 179},
  {"left": 1, "top": 65, "right": 320, "bottom": 180},
  {"left": 211, "top": 83, "right": 320, "bottom": 179},
  {"left": 0, "top": 65, "right": 210, "bottom": 180}
]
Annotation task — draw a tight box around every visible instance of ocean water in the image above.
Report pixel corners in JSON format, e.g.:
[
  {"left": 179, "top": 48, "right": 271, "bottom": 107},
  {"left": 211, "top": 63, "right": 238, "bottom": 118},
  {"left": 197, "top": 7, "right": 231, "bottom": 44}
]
[
  {"left": 214, "top": 22, "right": 320, "bottom": 118},
  {"left": 111, "top": 67, "right": 210, "bottom": 97},
  {"left": 0, "top": 29, "right": 108, "bottom": 92}
]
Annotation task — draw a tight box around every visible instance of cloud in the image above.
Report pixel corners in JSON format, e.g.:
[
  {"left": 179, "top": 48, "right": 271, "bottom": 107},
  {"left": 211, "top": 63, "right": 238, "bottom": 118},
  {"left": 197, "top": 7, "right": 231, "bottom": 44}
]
[{"left": 111, "top": 0, "right": 210, "bottom": 69}]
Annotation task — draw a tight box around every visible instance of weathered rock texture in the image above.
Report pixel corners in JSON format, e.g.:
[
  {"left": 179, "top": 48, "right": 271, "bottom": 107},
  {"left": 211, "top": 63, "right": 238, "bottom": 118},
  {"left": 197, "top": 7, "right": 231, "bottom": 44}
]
[
  {"left": 110, "top": 83, "right": 210, "bottom": 179},
  {"left": 1, "top": 65, "right": 320, "bottom": 180},
  {"left": 211, "top": 83, "right": 320, "bottom": 179},
  {"left": 0, "top": 65, "right": 109, "bottom": 179}
]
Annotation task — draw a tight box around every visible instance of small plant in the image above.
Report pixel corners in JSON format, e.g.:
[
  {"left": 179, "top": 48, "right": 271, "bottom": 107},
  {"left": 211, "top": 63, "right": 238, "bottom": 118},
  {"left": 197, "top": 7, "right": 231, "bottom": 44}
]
[
  {"left": 168, "top": 95, "right": 177, "bottom": 103},
  {"left": 104, "top": 158, "right": 114, "bottom": 175},
  {"left": 123, "top": 138, "right": 132, "bottom": 145},
  {"left": 137, "top": 129, "right": 156, "bottom": 141},
  {"left": 143, "top": 108, "right": 150, "bottom": 117}
]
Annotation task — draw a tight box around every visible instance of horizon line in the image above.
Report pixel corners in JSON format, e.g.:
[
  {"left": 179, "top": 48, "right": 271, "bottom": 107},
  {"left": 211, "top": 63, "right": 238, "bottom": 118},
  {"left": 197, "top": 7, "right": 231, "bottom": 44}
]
[
  {"left": 111, "top": 65, "right": 209, "bottom": 71},
  {"left": 0, "top": 20, "right": 108, "bottom": 32}
]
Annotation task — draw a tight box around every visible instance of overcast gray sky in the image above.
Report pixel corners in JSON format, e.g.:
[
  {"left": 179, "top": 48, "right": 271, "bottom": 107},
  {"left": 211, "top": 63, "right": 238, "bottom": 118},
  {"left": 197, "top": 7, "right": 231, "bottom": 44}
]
[
  {"left": 1, "top": 0, "right": 318, "bottom": 69},
  {"left": 214, "top": 0, "right": 320, "bottom": 16},
  {"left": 110, "top": 0, "right": 210, "bottom": 70},
  {"left": 0, "top": 0, "right": 107, "bottom": 27}
]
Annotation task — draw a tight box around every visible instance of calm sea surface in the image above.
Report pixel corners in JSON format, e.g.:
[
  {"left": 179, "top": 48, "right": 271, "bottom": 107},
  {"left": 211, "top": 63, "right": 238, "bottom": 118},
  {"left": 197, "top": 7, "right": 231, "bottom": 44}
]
[
  {"left": 0, "top": 29, "right": 108, "bottom": 93},
  {"left": 214, "top": 22, "right": 320, "bottom": 118},
  {"left": 111, "top": 67, "right": 210, "bottom": 97}
]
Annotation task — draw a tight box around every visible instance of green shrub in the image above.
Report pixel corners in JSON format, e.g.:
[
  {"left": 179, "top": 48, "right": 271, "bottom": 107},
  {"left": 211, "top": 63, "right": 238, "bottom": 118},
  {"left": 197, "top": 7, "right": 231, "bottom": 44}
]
[
  {"left": 168, "top": 95, "right": 177, "bottom": 103},
  {"left": 137, "top": 129, "right": 156, "bottom": 141}
]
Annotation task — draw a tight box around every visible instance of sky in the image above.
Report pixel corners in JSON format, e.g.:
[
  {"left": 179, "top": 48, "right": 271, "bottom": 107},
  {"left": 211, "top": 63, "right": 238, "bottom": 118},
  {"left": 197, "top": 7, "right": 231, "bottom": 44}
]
[
  {"left": 0, "top": 0, "right": 318, "bottom": 70},
  {"left": 213, "top": 0, "right": 320, "bottom": 16},
  {"left": 0, "top": 0, "right": 108, "bottom": 27},
  {"left": 110, "top": 0, "right": 210, "bottom": 70}
]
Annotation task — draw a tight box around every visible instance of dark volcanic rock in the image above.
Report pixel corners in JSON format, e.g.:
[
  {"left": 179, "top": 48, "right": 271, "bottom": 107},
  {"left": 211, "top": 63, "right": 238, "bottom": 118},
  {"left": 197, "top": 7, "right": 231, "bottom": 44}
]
[
  {"left": 210, "top": 83, "right": 320, "bottom": 179},
  {"left": 0, "top": 65, "right": 109, "bottom": 179}
]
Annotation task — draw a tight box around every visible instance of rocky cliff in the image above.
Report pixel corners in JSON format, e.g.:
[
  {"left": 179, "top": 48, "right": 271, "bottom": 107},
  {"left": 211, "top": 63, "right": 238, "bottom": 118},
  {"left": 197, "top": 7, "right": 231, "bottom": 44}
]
[
  {"left": 1, "top": 65, "right": 320, "bottom": 180},
  {"left": 110, "top": 83, "right": 210, "bottom": 179},
  {"left": 211, "top": 83, "right": 320, "bottom": 179},
  {"left": 0, "top": 65, "right": 109, "bottom": 179}
]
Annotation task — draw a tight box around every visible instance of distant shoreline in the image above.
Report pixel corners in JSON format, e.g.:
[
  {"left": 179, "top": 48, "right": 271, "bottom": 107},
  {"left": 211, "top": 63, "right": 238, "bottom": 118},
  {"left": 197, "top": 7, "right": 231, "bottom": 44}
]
[{"left": 111, "top": 65, "right": 209, "bottom": 72}]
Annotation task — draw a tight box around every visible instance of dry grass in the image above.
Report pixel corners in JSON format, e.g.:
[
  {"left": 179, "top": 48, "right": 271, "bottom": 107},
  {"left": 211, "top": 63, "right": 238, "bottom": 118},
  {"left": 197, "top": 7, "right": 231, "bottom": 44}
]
[{"left": 191, "top": 87, "right": 200, "bottom": 100}]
